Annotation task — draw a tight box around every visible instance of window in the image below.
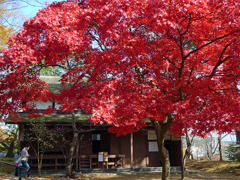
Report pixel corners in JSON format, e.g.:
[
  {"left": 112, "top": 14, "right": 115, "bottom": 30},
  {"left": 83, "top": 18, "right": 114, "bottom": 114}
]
[{"left": 92, "top": 134, "right": 101, "bottom": 140}]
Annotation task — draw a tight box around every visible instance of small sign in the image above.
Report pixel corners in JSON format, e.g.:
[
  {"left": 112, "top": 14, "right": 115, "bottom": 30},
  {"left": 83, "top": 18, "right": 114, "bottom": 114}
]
[
  {"left": 148, "top": 141, "right": 159, "bottom": 152},
  {"left": 98, "top": 152, "right": 103, "bottom": 162},
  {"left": 103, "top": 152, "right": 108, "bottom": 162}
]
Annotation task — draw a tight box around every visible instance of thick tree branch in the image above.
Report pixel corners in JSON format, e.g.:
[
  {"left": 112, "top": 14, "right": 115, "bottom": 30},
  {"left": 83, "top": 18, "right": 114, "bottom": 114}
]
[
  {"left": 185, "top": 30, "right": 240, "bottom": 59},
  {"left": 210, "top": 56, "right": 234, "bottom": 77},
  {"left": 71, "top": 112, "right": 95, "bottom": 133},
  {"left": 212, "top": 39, "right": 236, "bottom": 74}
]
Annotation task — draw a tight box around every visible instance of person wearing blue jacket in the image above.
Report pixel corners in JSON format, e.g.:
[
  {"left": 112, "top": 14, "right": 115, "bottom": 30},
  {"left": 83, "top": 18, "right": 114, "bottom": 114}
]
[{"left": 13, "top": 149, "right": 21, "bottom": 176}]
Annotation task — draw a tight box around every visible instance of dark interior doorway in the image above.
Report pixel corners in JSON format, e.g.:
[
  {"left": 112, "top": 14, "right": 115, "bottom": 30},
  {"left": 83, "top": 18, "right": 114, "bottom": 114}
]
[
  {"left": 92, "top": 133, "right": 101, "bottom": 154},
  {"left": 92, "top": 131, "right": 110, "bottom": 154}
]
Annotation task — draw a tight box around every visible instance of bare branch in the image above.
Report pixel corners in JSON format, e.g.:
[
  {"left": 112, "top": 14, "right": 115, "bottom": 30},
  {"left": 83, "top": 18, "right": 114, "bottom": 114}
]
[{"left": 87, "top": 30, "right": 106, "bottom": 52}]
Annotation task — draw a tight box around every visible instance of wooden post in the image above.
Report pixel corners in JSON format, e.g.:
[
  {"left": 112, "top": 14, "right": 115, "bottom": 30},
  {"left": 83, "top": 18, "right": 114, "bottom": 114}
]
[
  {"left": 130, "top": 133, "right": 133, "bottom": 168},
  {"left": 146, "top": 131, "right": 149, "bottom": 167},
  {"left": 75, "top": 137, "right": 79, "bottom": 170},
  {"left": 90, "top": 155, "right": 92, "bottom": 169},
  {"left": 76, "top": 150, "right": 79, "bottom": 170},
  {"left": 55, "top": 158, "right": 57, "bottom": 170}
]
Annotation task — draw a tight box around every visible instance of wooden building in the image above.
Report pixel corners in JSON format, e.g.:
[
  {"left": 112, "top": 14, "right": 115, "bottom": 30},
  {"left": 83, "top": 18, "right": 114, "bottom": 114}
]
[{"left": 6, "top": 76, "right": 183, "bottom": 170}]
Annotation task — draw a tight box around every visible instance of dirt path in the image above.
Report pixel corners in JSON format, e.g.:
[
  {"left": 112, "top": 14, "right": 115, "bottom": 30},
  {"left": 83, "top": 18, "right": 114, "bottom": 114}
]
[
  {"left": 1, "top": 172, "right": 240, "bottom": 180},
  {"left": 86, "top": 173, "right": 240, "bottom": 180}
]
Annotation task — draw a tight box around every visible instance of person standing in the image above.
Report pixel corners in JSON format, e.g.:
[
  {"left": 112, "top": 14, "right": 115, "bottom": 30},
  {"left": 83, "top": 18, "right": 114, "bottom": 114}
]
[
  {"left": 21, "top": 144, "right": 31, "bottom": 177},
  {"left": 13, "top": 149, "right": 21, "bottom": 176}
]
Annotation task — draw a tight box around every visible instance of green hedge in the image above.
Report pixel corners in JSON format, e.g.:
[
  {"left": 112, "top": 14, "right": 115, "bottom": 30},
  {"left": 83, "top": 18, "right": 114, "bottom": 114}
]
[{"left": 226, "top": 144, "right": 240, "bottom": 162}]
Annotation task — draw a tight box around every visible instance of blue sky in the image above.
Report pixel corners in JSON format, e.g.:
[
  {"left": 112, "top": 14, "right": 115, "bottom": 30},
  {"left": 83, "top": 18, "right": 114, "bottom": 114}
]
[{"left": 19, "top": 0, "right": 63, "bottom": 26}]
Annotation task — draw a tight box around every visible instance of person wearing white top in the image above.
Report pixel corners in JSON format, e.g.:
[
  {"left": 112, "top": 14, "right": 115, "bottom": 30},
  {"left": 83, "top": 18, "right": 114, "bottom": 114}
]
[{"left": 21, "top": 144, "right": 31, "bottom": 177}]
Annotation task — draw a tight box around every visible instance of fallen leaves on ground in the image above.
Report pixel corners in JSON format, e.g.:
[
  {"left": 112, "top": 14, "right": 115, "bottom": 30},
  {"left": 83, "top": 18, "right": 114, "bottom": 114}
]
[{"left": 186, "top": 159, "right": 240, "bottom": 177}]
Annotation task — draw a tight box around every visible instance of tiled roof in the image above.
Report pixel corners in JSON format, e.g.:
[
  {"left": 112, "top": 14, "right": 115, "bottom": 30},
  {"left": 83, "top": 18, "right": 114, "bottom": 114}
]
[
  {"left": 6, "top": 112, "right": 90, "bottom": 124},
  {"left": 39, "top": 76, "right": 65, "bottom": 93}
]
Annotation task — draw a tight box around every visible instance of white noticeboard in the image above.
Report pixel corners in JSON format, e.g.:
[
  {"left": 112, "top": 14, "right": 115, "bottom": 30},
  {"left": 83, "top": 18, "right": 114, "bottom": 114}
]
[
  {"left": 148, "top": 141, "right": 159, "bottom": 152},
  {"left": 98, "top": 152, "right": 103, "bottom": 162}
]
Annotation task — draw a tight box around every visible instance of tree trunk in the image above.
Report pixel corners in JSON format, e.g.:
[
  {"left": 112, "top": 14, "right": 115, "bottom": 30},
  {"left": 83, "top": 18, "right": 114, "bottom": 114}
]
[
  {"left": 66, "top": 131, "right": 78, "bottom": 177},
  {"left": 39, "top": 154, "right": 43, "bottom": 177},
  {"left": 66, "top": 113, "right": 79, "bottom": 177},
  {"left": 6, "top": 139, "right": 15, "bottom": 157},
  {"left": 190, "top": 153, "right": 194, "bottom": 160},
  {"left": 181, "top": 133, "right": 188, "bottom": 180},
  {"left": 218, "top": 134, "right": 223, "bottom": 161},
  {"left": 38, "top": 159, "right": 42, "bottom": 177},
  {"left": 210, "top": 134, "right": 213, "bottom": 160},
  {"left": 37, "top": 148, "right": 42, "bottom": 177},
  {"left": 160, "top": 143, "right": 171, "bottom": 180},
  {"left": 181, "top": 130, "right": 195, "bottom": 179},
  {"left": 5, "top": 127, "right": 18, "bottom": 158},
  {"left": 151, "top": 116, "right": 172, "bottom": 180},
  {"left": 181, "top": 152, "right": 187, "bottom": 180},
  {"left": 185, "top": 130, "right": 195, "bottom": 160},
  {"left": 205, "top": 138, "right": 211, "bottom": 160}
]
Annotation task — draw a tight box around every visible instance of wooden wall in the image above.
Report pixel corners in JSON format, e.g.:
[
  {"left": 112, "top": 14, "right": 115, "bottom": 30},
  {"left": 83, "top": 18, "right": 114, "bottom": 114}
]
[{"left": 19, "top": 124, "right": 182, "bottom": 169}]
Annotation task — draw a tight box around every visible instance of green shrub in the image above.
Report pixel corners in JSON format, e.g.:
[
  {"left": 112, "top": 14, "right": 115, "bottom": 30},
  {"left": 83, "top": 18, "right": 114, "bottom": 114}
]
[{"left": 226, "top": 144, "right": 240, "bottom": 162}]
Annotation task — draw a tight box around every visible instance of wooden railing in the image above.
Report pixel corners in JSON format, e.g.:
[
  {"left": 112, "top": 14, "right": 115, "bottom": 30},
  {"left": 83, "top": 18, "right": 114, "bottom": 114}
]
[
  {"left": 29, "top": 154, "right": 125, "bottom": 170},
  {"left": 80, "top": 154, "right": 125, "bottom": 169},
  {"left": 29, "top": 155, "right": 66, "bottom": 170}
]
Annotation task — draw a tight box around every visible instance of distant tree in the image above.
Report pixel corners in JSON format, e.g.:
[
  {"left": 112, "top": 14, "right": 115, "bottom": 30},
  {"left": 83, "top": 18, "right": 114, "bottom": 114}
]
[
  {"left": 0, "top": 126, "right": 5, "bottom": 143},
  {"left": 204, "top": 132, "right": 228, "bottom": 161},
  {"left": 40, "top": 66, "right": 65, "bottom": 76},
  {"left": 205, "top": 133, "right": 218, "bottom": 161},
  {"left": 0, "top": 0, "right": 15, "bottom": 49},
  {"left": 0, "top": 124, "right": 18, "bottom": 158}
]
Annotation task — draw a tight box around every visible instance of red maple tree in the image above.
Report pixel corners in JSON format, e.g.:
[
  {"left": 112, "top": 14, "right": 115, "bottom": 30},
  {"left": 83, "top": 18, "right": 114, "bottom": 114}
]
[{"left": 0, "top": 1, "right": 240, "bottom": 179}]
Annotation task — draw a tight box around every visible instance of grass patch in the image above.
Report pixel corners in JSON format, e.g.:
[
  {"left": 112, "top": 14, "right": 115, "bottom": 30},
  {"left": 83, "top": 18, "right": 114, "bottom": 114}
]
[
  {"left": 0, "top": 157, "right": 15, "bottom": 174},
  {"left": 186, "top": 159, "right": 240, "bottom": 177}
]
